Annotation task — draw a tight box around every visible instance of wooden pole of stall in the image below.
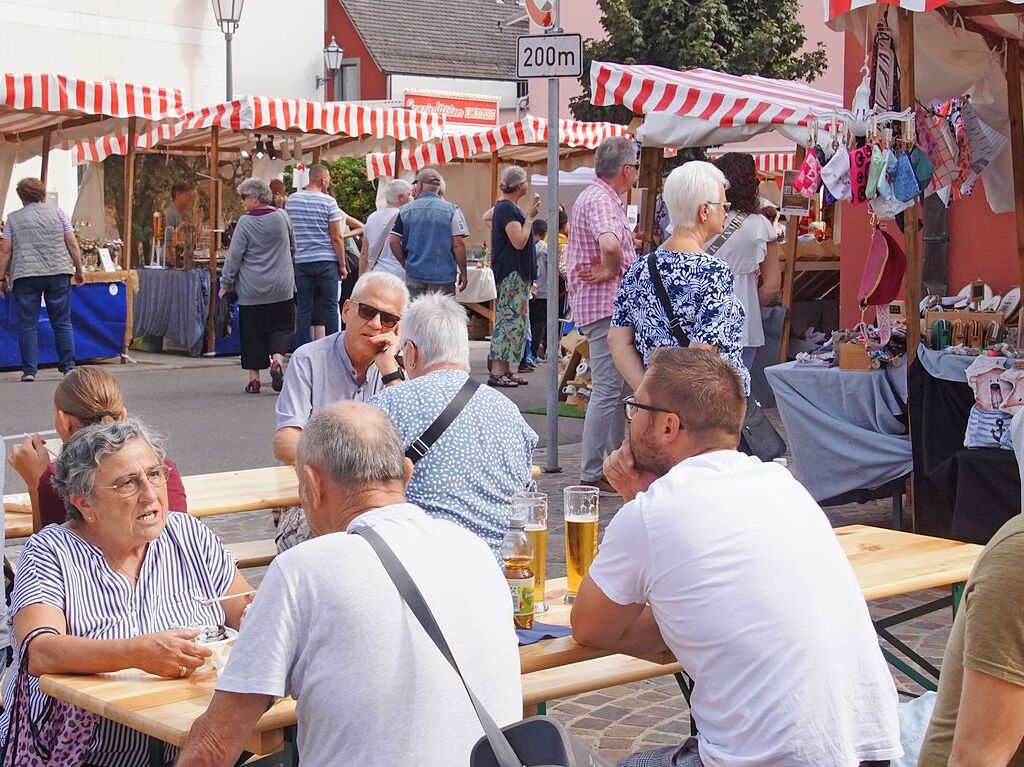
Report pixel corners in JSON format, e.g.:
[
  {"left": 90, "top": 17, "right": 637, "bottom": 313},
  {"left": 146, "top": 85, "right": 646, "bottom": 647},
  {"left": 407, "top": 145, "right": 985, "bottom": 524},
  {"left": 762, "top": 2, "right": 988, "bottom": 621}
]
[
  {"left": 490, "top": 152, "right": 500, "bottom": 205},
  {"left": 899, "top": 8, "right": 923, "bottom": 364},
  {"left": 311, "top": 146, "right": 322, "bottom": 166},
  {"left": 39, "top": 128, "right": 53, "bottom": 187},
  {"left": 120, "top": 117, "right": 138, "bottom": 358},
  {"left": 637, "top": 146, "right": 663, "bottom": 254},
  {"left": 1006, "top": 42, "right": 1024, "bottom": 348},
  {"left": 394, "top": 137, "right": 403, "bottom": 180},
  {"left": 204, "top": 126, "right": 220, "bottom": 355},
  {"left": 779, "top": 145, "right": 807, "bottom": 363}
]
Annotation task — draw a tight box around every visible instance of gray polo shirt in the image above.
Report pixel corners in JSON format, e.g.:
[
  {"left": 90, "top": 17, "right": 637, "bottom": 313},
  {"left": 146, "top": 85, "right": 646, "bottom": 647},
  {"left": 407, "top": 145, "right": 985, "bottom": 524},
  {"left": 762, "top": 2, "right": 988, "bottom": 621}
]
[{"left": 275, "top": 331, "right": 384, "bottom": 432}]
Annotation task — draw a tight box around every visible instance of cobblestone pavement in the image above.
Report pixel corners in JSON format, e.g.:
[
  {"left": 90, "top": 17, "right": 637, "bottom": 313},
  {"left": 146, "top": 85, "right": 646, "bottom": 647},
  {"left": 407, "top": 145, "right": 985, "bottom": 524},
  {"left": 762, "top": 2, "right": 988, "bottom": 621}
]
[{"left": 3, "top": 415, "right": 950, "bottom": 763}]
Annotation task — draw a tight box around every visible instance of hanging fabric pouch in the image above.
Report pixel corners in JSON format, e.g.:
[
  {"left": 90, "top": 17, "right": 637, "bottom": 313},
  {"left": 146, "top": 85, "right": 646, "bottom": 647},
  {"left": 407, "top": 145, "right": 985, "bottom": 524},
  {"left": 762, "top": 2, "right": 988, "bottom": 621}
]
[
  {"left": 849, "top": 146, "right": 873, "bottom": 206},
  {"left": 909, "top": 147, "right": 934, "bottom": 193},
  {"left": 916, "top": 108, "right": 959, "bottom": 195},
  {"left": 961, "top": 101, "right": 993, "bottom": 173},
  {"left": 820, "top": 145, "right": 852, "bottom": 201},
  {"left": 793, "top": 150, "right": 823, "bottom": 198},
  {"left": 893, "top": 152, "right": 921, "bottom": 202},
  {"left": 876, "top": 149, "right": 898, "bottom": 200},
  {"left": 866, "top": 144, "right": 886, "bottom": 198},
  {"left": 858, "top": 225, "right": 907, "bottom": 307},
  {"left": 870, "top": 21, "right": 897, "bottom": 112}
]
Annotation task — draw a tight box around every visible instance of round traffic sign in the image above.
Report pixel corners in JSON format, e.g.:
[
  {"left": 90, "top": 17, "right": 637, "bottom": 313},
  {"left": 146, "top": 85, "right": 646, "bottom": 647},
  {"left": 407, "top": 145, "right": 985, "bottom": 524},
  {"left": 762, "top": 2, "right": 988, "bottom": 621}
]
[{"left": 525, "top": 0, "right": 555, "bottom": 28}]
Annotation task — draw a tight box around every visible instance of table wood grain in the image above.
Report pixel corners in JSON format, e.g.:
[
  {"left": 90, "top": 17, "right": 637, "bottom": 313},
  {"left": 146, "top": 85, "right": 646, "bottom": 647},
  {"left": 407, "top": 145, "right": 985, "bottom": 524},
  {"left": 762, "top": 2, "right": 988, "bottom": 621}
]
[{"left": 39, "top": 525, "right": 983, "bottom": 753}]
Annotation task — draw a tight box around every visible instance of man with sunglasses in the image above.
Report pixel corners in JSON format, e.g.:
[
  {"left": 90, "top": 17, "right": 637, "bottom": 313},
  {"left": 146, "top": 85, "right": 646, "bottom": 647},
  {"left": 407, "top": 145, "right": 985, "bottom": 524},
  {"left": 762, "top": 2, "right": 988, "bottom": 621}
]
[
  {"left": 273, "top": 272, "right": 409, "bottom": 467},
  {"left": 570, "top": 348, "right": 900, "bottom": 767}
]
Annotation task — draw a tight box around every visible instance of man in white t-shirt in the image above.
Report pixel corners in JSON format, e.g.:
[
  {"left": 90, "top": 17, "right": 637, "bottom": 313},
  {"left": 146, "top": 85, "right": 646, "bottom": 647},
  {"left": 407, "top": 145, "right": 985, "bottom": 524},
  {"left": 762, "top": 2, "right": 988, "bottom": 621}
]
[
  {"left": 570, "top": 347, "right": 901, "bottom": 767},
  {"left": 177, "top": 402, "right": 522, "bottom": 767}
]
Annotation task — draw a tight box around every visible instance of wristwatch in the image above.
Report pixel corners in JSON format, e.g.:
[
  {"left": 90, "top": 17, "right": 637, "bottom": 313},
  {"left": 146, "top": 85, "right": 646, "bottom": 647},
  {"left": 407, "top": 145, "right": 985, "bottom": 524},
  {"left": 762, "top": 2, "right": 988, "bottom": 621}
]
[{"left": 381, "top": 369, "right": 405, "bottom": 385}]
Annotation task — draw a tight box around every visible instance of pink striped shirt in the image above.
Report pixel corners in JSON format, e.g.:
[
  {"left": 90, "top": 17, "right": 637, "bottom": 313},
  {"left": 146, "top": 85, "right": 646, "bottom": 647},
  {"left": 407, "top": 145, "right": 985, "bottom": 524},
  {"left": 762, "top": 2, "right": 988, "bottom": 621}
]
[{"left": 565, "top": 178, "right": 637, "bottom": 327}]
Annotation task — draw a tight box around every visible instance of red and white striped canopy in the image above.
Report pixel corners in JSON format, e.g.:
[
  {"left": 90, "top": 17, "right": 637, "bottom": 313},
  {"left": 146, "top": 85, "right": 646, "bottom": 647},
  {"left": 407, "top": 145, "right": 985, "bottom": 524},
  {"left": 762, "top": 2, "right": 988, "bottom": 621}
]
[
  {"left": 0, "top": 72, "right": 185, "bottom": 145},
  {"left": 75, "top": 96, "right": 446, "bottom": 164},
  {"left": 706, "top": 150, "right": 797, "bottom": 175},
  {"left": 365, "top": 116, "right": 627, "bottom": 179},
  {"left": 825, "top": 0, "right": 1024, "bottom": 37},
  {"left": 590, "top": 61, "right": 841, "bottom": 128}
]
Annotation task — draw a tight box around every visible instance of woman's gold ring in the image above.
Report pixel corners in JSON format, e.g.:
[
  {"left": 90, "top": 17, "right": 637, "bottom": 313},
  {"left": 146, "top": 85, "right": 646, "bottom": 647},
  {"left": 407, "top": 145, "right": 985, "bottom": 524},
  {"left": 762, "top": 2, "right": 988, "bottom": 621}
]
[{"left": 178, "top": 665, "right": 187, "bottom": 678}]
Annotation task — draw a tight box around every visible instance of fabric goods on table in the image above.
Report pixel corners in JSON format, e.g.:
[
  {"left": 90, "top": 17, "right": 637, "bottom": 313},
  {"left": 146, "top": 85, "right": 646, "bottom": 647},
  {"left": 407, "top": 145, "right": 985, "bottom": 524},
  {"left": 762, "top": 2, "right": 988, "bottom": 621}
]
[
  {"left": 765, "top": 362, "right": 911, "bottom": 502},
  {"left": 133, "top": 268, "right": 210, "bottom": 356}
]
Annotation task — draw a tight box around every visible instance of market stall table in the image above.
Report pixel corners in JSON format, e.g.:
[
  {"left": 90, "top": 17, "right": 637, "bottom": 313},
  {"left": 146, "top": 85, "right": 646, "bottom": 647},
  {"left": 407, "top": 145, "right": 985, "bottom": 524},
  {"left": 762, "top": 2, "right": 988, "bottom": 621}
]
[
  {"left": 455, "top": 266, "right": 497, "bottom": 329},
  {"left": 765, "top": 362, "right": 912, "bottom": 511},
  {"left": 39, "top": 525, "right": 981, "bottom": 765},
  {"left": 909, "top": 345, "right": 1020, "bottom": 543},
  {"left": 0, "top": 271, "right": 135, "bottom": 370}
]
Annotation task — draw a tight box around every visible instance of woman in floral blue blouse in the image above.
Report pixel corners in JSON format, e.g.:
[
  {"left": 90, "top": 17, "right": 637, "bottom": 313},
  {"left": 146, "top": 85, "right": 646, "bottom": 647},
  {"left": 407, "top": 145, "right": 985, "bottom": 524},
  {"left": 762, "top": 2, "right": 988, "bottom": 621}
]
[{"left": 608, "top": 161, "right": 749, "bottom": 394}]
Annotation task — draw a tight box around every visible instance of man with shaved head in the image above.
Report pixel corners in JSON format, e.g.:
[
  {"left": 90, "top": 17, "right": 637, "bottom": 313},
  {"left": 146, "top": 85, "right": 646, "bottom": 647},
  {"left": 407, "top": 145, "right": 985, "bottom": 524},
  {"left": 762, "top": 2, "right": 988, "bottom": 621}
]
[{"left": 177, "top": 402, "right": 521, "bottom": 767}]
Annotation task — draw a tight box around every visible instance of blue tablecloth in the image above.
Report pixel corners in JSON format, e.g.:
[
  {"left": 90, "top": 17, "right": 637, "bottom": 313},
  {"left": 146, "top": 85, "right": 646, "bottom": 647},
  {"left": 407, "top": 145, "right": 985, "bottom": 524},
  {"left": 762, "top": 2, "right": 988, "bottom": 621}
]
[
  {"left": 765, "top": 361, "right": 912, "bottom": 502},
  {"left": 916, "top": 344, "right": 999, "bottom": 383},
  {"left": 0, "top": 280, "right": 126, "bottom": 370},
  {"left": 134, "top": 268, "right": 210, "bottom": 356}
]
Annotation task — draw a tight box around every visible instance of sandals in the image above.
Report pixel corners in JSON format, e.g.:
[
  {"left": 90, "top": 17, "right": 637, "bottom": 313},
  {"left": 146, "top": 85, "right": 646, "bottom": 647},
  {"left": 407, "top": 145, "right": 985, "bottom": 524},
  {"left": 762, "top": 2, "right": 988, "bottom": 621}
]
[
  {"left": 487, "top": 374, "right": 519, "bottom": 388},
  {"left": 509, "top": 375, "right": 529, "bottom": 386},
  {"left": 270, "top": 360, "right": 284, "bottom": 392},
  {"left": 245, "top": 380, "right": 261, "bottom": 394}
]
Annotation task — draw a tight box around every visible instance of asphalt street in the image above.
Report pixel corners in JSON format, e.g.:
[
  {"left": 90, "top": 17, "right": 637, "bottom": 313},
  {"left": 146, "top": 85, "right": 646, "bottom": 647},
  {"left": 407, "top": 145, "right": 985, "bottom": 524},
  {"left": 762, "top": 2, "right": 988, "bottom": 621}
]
[{"left": 0, "top": 340, "right": 584, "bottom": 493}]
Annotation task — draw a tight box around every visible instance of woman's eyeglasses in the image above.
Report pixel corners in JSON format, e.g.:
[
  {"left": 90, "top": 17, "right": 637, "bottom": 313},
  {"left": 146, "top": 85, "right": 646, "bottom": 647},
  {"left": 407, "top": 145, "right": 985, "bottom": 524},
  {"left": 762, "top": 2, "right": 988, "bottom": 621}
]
[
  {"left": 102, "top": 465, "right": 171, "bottom": 499},
  {"left": 622, "top": 395, "right": 674, "bottom": 423},
  {"left": 706, "top": 201, "right": 732, "bottom": 212},
  {"left": 356, "top": 303, "right": 401, "bottom": 329}
]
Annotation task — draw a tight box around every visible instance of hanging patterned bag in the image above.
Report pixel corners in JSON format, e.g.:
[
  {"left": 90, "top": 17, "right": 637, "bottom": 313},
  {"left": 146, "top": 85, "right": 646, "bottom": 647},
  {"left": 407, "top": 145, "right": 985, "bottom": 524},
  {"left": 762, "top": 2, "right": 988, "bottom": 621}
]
[
  {"left": 793, "top": 150, "right": 823, "bottom": 198},
  {"left": 858, "top": 223, "right": 907, "bottom": 308},
  {"left": 870, "top": 18, "right": 897, "bottom": 112},
  {"left": 866, "top": 144, "right": 886, "bottom": 199},
  {"left": 893, "top": 152, "right": 921, "bottom": 202},
  {"left": 849, "top": 145, "right": 873, "bottom": 206}
]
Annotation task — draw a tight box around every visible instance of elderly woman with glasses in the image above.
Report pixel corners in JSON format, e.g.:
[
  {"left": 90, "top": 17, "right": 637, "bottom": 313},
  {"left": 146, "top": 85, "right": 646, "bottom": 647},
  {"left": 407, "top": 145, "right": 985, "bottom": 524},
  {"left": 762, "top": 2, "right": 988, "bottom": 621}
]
[
  {"left": 0, "top": 418, "right": 252, "bottom": 766},
  {"left": 220, "top": 177, "right": 297, "bottom": 394},
  {"left": 370, "top": 292, "right": 537, "bottom": 557},
  {"left": 608, "top": 161, "right": 749, "bottom": 396}
]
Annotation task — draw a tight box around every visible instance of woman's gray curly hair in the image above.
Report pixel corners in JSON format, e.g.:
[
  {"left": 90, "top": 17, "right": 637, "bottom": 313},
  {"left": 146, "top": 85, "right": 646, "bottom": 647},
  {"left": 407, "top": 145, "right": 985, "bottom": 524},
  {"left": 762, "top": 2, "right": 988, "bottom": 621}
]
[
  {"left": 237, "top": 177, "right": 273, "bottom": 206},
  {"left": 51, "top": 417, "right": 167, "bottom": 522}
]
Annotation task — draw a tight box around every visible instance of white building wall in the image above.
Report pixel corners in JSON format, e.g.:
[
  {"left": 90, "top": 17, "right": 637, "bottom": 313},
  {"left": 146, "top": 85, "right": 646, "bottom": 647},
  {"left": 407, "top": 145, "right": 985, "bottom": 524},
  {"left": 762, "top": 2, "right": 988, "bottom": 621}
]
[{"left": 0, "top": 0, "right": 324, "bottom": 216}]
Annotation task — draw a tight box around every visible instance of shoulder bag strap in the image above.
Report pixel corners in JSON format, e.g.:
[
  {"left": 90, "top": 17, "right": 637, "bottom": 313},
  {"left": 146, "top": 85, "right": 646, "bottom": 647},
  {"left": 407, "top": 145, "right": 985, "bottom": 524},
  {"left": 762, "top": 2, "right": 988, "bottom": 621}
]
[
  {"left": 647, "top": 252, "right": 690, "bottom": 348},
  {"left": 351, "top": 526, "right": 525, "bottom": 767},
  {"left": 369, "top": 211, "right": 401, "bottom": 271},
  {"left": 405, "top": 377, "right": 480, "bottom": 465},
  {"left": 703, "top": 212, "right": 748, "bottom": 257}
]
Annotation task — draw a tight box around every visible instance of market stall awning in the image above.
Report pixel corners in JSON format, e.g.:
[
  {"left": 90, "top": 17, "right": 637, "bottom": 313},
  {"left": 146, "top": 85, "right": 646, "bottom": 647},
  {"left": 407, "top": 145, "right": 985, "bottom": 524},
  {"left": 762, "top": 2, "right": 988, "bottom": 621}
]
[
  {"left": 589, "top": 61, "right": 842, "bottom": 149},
  {"left": 706, "top": 148, "right": 797, "bottom": 175},
  {"left": 364, "top": 115, "right": 627, "bottom": 179},
  {"left": 74, "top": 96, "right": 447, "bottom": 163},
  {"left": 1, "top": 73, "right": 185, "bottom": 159},
  {"left": 825, "top": 0, "right": 1024, "bottom": 39}
]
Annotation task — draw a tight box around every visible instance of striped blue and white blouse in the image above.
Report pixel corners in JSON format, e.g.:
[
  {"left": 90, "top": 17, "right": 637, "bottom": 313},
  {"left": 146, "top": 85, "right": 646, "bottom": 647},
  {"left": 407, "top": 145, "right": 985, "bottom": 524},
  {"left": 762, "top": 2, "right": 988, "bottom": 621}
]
[{"left": 0, "top": 513, "right": 237, "bottom": 767}]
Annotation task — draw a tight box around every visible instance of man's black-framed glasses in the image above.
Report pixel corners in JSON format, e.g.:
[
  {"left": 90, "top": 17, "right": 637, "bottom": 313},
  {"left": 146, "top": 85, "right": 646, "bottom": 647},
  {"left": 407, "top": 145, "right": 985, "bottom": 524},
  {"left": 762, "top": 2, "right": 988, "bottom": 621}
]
[
  {"left": 356, "top": 303, "right": 400, "bottom": 329},
  {"left": 622, "top": 395, "right": 673, "bottom": 423}
]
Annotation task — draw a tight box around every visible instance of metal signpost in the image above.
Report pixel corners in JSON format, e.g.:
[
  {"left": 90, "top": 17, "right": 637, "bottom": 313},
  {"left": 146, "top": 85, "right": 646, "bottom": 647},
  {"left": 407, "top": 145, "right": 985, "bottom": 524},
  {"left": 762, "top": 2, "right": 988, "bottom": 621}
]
[{"left": 516, "top": 1, "right": 581, "bottom": 473}]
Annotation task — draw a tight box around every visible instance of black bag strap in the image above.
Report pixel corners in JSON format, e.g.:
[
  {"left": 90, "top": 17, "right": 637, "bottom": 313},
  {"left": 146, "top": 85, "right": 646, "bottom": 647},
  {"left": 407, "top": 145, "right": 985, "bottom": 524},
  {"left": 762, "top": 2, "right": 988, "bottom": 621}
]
[
  {"left": 351, "top": 526, "right": 525, "bottom": 767},
  {"left": 647, "top": 252, "right": 690, "bottom": 348},
  {"left": 405, "top": 377, "right": 480, "bottom": 465}
]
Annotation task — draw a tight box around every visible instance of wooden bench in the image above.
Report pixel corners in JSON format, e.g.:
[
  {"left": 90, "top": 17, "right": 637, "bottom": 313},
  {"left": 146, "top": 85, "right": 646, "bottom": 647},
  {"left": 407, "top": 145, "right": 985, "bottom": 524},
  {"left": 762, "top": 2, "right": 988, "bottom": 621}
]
[{"left": 225, "top": 540, "right": 278, "bottom": 569}]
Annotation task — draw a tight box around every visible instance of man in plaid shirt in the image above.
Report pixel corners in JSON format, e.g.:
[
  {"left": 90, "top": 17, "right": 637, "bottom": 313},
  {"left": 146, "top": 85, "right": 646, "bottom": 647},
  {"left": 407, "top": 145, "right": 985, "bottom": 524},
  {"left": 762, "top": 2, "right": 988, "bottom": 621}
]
[{"left": 566, "top": 137, "right": 639, "bottom": 490}]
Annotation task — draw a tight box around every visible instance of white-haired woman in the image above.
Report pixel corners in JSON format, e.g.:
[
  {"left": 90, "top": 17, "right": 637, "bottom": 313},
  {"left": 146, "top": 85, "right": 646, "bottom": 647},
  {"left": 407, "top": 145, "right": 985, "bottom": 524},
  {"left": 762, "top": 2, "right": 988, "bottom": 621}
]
[
  {"left": 359, "top": 179, "right": 412, "bottom": 280},
  {"left": 487, "top": 166, "right": 540, "bottom": 388},
  {"left": 608, "top": 161, "right": 749, "bottom": 394},
  {"left": 370, "top": 292, "right": 537, "bottom": 557},
  {"left": 220, "top": 177, "right": 297, "bottom": 394}
]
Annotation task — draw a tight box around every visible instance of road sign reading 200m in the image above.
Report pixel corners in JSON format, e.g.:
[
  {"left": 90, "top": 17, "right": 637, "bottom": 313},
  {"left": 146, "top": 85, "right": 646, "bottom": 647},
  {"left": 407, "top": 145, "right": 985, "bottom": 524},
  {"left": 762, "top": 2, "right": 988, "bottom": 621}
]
[{"left": 516, "top": 33, "right": 583, "bottom": 79}]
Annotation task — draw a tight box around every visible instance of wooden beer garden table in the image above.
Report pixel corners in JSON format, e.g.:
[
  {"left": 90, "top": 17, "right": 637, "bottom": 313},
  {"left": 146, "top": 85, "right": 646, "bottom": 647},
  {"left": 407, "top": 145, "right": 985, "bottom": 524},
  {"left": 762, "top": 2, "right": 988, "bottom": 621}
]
[{"left": 38, "top": 525, "right": 983, "bottom": 766}]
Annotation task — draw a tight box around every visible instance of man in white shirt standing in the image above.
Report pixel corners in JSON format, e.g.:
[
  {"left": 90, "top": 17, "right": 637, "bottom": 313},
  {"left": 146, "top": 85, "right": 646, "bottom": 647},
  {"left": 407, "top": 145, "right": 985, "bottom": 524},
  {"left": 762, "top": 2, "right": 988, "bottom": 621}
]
[
  {"left": 177, "top": 401, "right": 522, "bottom": 767},
  {"left": 570, "top": 347, "right": 901, "bottom": 767}
]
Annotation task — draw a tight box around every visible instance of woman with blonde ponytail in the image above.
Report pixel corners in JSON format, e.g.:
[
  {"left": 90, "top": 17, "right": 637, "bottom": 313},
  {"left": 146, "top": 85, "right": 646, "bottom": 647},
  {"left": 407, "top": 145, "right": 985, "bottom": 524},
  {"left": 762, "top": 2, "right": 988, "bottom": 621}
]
[{"left": 7, "top": 366, "right": 188, "bottom": 531}]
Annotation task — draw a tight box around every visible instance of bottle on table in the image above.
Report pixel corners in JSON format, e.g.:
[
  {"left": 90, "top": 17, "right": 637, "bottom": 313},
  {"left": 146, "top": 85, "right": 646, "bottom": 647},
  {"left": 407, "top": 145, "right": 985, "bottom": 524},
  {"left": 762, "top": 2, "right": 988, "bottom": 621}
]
[
  {"left": 501, "top": 509, "right": 535, "bottom": 629},
  {"left": 513, "top": 491, "right": 548, "bottom": 613}
]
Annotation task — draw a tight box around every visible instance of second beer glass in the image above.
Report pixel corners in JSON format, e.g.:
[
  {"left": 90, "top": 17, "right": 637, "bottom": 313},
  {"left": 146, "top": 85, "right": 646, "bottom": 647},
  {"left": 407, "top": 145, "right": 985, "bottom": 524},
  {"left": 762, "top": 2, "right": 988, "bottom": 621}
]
[{"left": 563, "top": 485, "right": 599, "bottom": 602}]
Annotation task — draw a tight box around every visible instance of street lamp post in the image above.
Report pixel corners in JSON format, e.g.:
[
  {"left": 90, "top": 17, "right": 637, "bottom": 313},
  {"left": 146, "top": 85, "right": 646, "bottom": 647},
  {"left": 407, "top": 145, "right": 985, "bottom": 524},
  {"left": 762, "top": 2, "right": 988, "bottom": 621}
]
[
  {"left": 211, "top": 0, "right": 245, "bottom": 101},
  {"left": 316, "top": 36, "right": 345, "bottom": 98}
]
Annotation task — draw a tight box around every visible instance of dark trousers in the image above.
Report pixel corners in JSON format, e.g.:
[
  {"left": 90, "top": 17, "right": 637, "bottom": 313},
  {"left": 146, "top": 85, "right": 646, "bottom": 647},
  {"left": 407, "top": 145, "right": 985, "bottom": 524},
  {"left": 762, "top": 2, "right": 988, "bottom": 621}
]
[
  {"left": 529, "top": 298, "right": 548, "bottom": 356},
  {"left": 12, "top": 274, "right": 75, "bottom": 375},
  {"left": 294, "top": 261, "right": 339, "bottom": 347},
  {"left": 239, "top": 299, "right": 296, "bottom": 371}
]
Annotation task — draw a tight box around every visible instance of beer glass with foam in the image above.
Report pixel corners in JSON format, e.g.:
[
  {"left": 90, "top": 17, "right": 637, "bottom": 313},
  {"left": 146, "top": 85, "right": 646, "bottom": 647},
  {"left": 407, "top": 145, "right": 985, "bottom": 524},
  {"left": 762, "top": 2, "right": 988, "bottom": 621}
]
[{"left": 563, "top": 486, "right": 599, "bottom": 602}]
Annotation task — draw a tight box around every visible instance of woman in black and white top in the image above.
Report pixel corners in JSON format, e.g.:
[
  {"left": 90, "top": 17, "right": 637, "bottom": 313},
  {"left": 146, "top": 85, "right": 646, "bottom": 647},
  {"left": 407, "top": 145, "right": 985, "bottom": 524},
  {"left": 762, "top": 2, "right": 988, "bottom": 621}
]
[
  {"left": 0, "top": 418, "right": 252, "bottom": 767},
  {"left": 709, "top": 153, "right": 783, "bottom": 372}
]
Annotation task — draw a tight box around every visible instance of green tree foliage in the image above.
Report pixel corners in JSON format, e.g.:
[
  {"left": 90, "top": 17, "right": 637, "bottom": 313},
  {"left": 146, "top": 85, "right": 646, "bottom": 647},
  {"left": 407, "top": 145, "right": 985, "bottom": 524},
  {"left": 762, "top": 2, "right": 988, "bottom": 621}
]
[
  {"left": 570, "top": 0, "right": 828, "bottom": 123},
  {"left": 283, "top": 157, "right": 377, "bottom": 222}
]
